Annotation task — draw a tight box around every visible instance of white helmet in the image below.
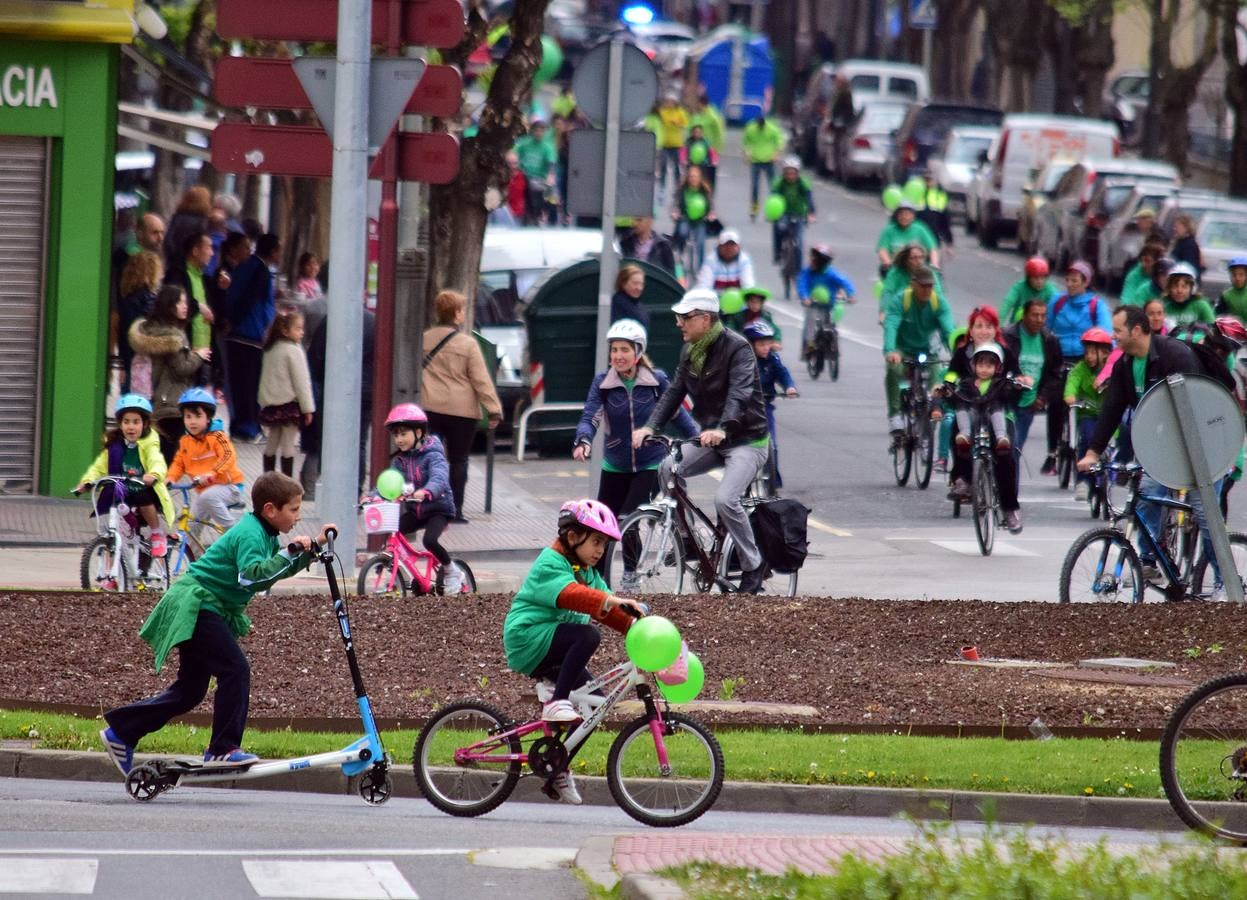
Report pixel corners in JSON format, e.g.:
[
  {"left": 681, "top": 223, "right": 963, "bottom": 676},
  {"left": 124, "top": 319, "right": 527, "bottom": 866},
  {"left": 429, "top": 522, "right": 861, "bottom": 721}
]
[
  {"left": 782, "top": 155, "right": 801, "bottom": 171},
  {"left": 606, "top": 318, "right": 647, "bottom": 355},
  {"left": 971, "top": 341, "right": 1005, "bottom": 367}
]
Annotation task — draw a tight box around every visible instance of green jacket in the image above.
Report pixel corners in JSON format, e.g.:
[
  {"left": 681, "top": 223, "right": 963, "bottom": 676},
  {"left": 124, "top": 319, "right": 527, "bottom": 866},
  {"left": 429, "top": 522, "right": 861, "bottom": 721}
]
[
  {"left": 876, "top": 219, "right": 938, "bottom": 256},
  {"left": 999, "top": 279, "right": 1057, "bottom": 324},
  {"left": 1063, "top": 360, "right": 1104, "bottom": 419},
  {"left": 741, "top": 118, "right": 785, "bottom": 163},
  {"left": 769, "top": 175, "right": 814, "bottom": 217},
  {"left": 1165, "top": 296, "right": 1215, "bottom": 327},
  {"left": 883, "top": 286, "right": 953, "bottom": 357},
  {"left": 80, "top": 428, "right": 175, "bottom": 527},
  {"left": 503, "top": 545, "right": 604, "bottom": 675},
  {"left": 1219, "top": 286, "right": 1247, "bottom": 321},
  {"left": 881, "top": 265, "right": 944, "bottom": 309},
  {"left": 513, "top": 134, "right": 556, "bottom": 181},
  {"left": 1119, "top": 263, "right": 1154, "bottom": 307},
  {"left": 138, "top": 512, "right": 312, "bottom": 672},
  {"left": 690, "top": 104, "right": 725, "bottom": 150}
]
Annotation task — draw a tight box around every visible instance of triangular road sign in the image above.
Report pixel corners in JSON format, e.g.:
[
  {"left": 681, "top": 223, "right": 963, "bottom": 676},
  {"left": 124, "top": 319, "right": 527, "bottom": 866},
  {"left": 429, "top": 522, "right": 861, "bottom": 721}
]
[{"left": 294, "top": 57, "right": 426, "bottom": 150}]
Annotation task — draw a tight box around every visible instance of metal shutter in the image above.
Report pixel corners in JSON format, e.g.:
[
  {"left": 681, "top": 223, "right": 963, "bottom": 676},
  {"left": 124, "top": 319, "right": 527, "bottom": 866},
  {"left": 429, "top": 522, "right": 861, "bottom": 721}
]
[{"left": 0, "top": 136, "right": 47, "bottom": 494}]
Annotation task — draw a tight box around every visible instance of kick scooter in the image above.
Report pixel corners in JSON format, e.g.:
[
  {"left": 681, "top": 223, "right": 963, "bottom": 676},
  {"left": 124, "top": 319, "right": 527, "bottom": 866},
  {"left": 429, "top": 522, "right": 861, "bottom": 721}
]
[{"left": 122, "top": 527, "right": 393, "bottom": 804}]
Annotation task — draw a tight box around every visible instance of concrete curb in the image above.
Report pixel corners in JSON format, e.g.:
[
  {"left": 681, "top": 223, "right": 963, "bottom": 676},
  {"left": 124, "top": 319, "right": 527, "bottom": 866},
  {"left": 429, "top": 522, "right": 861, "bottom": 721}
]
[
  {"left": 1, "top": 747, "right": 1185, "bottom": 833},
  {"left": 621, "top": 873, "right": 688, "bottom": 899}
]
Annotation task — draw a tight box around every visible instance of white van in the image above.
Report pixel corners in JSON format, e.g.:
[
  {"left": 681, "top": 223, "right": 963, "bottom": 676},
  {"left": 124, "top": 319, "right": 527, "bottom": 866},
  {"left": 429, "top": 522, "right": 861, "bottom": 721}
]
[
  {"left": 834, "top": 60, "right": 929, "bottom": 110},
  {"left": 972, "top": 114, "right": 1119, "bottom": 247}
]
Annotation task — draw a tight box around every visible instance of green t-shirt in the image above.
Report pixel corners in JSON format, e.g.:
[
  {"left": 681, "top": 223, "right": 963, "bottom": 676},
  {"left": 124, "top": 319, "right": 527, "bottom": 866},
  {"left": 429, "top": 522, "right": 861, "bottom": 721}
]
[
  {"left": 1016, "top": 328, "right": 1045, "bottom": 407},
  {"left": 503, "top": 546, "right": 604, "bottom": 675},
  {"left": 1165, "top": 296, "right": 1215, "bottom": 327},
  {"left": 1063, "top": 360, "right": 1103, "bottom": 419},
  {"left": 876, "top": 219, "right": 938, "bottom": 255},
  {"left": 1220, "top": 286, "right": 1247, "bottom": 321},
  {"left": 514, "top": 135, "right": 556, "bottom": 181},
  {"left": 1132, "top": 355, "right": 1147, "bottom": 398},
  {"left": 769, "top": 175, "right": 813, "bottom": 217},
  {"left": 999, "top": 279, "right": 1057, "bottom": 324}
]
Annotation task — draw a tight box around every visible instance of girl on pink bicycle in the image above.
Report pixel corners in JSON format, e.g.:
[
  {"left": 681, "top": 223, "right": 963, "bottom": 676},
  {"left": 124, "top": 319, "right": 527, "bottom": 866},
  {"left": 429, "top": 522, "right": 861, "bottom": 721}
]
[
  {"left": 364, "top": 403, "right": 461, "bottom": 593},
  {"left": 503, "top": 499, "right": 645, "bottom": 804}
]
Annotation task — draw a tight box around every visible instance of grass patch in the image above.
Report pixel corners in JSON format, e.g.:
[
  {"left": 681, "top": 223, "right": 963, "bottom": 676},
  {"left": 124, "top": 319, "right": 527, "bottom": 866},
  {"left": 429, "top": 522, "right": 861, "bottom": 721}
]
[
  {"left": 660, "top": 825, "right": 1247, "bottom": 898},
  {"left": 0, "top": 708, "right": 1171, "bottom": 798}
]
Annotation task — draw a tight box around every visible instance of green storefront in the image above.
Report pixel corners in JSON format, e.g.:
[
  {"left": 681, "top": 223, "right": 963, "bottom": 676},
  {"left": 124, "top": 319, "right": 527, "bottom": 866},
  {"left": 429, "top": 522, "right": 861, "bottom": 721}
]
[{"left": 0, "top": 3, "right": 128, "bottom": 493}]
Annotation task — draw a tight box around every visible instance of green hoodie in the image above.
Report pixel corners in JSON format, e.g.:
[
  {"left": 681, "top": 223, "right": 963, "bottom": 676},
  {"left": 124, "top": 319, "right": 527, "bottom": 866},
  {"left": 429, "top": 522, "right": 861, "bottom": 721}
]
[
  {"left": 1219, "top": 285, "right": 1247, "bottom": 321},
  {"left": 741, "top": 118, "right": 785, "bottom": 163},
  {"left": 503, "top": 545, "right": 606, "bottom": 675},
  {"left": 999, "top": 279, "right": 1057, "bottom": 324},
  {"left": 1120, "top": 263, "right": 1156, "bottom": 307},
  {"left": 883, "top": 285, "right": 954, "bottom": 356}
]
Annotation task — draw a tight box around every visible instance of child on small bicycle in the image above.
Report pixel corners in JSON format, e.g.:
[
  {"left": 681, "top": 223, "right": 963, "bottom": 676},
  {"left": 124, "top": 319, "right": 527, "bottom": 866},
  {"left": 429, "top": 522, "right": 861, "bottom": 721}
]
[
  {"left": 723, "top": 286, "right": 782, "bottom": 345},
  {"left": 797, "top": 245, "right": 854, "bottom": 357},
  {"left": 1064, "top": 327, "right": 1112, "bottom": 501},
  {"left": 74, "top": 393, "right": 175, "bottom": 566},
  {"left": 744, "top": 321, "right": 796, "bottom": 486},
  {"left": 367, "top": 403, "right": 462, "bottom": 593},
  {"left": 99, "top": 472, "right": 333, "bottom": 774},
  {"left": 166, "top": 387, "right": 246, "bottom": 539},
  {"left": 503, "top": 499, "right": 644, "bottom": 804},
  {"left": 943, "top": 343, "right": 1023, "bottom": 533}
]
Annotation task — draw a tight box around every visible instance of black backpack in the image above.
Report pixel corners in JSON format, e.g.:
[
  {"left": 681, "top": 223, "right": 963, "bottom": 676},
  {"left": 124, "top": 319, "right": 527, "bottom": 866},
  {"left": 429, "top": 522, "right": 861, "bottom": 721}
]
[
  {"left": 750, "top": 498, "right": 811, "bottom": 574},
  {"left": 1169, "top": 324, "right": 1237, "bottom": 394}
]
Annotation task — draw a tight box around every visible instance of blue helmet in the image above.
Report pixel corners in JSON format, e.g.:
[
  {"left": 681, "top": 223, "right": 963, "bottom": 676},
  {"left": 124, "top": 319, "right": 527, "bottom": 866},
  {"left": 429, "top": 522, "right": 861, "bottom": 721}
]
[
  {"left": 1228, "top": 256, "right": 1247, "bottom": 271},
  {"left": 743, "top": 320, "right": 776, "bottom": 341},
  {"left": 177, "top": 387, "right": 216, "bottom": 411},
  {"left": 114, "top": 393, "right": 152, "bottom": 417}
]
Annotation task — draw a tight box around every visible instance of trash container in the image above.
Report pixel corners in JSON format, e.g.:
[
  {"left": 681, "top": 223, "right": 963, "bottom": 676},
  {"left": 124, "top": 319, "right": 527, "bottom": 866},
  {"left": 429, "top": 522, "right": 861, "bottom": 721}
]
[
  {"left": 523, "top": 258, "right": 685, "bottom": 454},
  {"left": 690, "top": 26, "right": 774, "bottom": 125}
]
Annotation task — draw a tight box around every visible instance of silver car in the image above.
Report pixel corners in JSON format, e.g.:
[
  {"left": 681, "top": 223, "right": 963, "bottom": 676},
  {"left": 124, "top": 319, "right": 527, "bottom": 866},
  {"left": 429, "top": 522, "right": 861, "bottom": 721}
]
[
  {"left": 1197, "top": 215, "right": 1247, "bottom": 298},
  {"left": 927, "top": 125, "right": 998, "bottom": 218},
  {"left": 823, "top": 99, "right": 909, "bottom": 187}
]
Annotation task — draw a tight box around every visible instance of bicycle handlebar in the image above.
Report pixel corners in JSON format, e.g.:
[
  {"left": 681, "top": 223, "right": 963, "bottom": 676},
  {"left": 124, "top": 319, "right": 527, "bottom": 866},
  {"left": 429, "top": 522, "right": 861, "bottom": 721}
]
[{"left": 73, "top": 475, "right": 147, "bottom": 497}]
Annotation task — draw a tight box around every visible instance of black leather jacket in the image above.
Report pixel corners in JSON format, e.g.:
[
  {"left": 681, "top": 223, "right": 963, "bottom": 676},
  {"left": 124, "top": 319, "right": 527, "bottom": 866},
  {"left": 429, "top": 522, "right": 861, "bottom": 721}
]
[{"left": 647, "top": 326, "right": 768, "bottom": 445}]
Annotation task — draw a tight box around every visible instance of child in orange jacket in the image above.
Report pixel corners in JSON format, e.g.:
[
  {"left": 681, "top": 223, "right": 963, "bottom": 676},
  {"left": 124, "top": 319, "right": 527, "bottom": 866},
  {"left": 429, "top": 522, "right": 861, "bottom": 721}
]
[{"left": 166, "top": 388, "right": 246, "bottom": 540}]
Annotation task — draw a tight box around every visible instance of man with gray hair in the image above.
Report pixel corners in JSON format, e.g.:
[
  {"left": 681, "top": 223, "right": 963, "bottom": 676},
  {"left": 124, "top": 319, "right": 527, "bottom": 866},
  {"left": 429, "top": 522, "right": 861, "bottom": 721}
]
[{"left": 631, "top": 288, "right": 771, "bottom": 594}]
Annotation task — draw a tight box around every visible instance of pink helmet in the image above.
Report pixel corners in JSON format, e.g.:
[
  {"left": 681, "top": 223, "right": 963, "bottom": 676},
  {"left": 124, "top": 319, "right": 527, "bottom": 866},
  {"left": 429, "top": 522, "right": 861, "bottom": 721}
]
[
  {"left": 385, "top": 403, "right": 427, "bottom": 427},
  {"left": 558, "top": 498, "right": 622, "bottom": 541}
]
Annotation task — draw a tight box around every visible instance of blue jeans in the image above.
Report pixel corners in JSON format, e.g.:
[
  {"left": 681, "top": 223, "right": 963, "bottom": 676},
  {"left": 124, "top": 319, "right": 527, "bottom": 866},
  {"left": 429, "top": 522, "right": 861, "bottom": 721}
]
[
  {"left": 659, "top": 147, "right": 681, "bottom": 196},
  {"left": 1137, "top": 473, "right": 1225, "bottom": 585},
  {"left": 1075, "top": 417, "right": 1097, "bottom": 486},
  {"left": 773, "top": 216, "right": 805, "bottom": 265},
  {"left": 749, "top": 161, "right": 774, "bottom": 208}
]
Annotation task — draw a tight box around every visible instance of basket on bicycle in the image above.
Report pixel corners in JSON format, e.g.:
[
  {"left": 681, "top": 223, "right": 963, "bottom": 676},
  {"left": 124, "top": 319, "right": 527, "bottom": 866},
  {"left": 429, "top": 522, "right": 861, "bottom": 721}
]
[{"left": 361, "top": 501, "right": 402, "bottom": 535}]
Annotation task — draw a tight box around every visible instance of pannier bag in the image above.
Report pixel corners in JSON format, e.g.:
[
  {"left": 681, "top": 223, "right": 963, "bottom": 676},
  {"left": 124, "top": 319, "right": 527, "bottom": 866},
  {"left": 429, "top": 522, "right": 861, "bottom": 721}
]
[{"left": 750, "top": 498, "right": 810, "bottom": 573}]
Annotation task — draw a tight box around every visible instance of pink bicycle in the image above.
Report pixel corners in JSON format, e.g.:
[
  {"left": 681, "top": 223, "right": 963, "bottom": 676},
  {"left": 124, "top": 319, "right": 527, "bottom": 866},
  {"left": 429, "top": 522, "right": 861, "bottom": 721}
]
[
  {"left": 412, "top": 612, "right": 724, "bottom": 827},
  {"left": 356, "top": 501, "right": 476, "bottom": 596}
]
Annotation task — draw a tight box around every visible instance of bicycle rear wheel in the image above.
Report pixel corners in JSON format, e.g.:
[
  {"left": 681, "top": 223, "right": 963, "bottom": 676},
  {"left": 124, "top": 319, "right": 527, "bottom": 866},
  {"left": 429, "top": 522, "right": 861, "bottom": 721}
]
[
  {"left": 356, "top": 553, "right": 410, "bottom": 596},
  {"left": 80, "top": 536, "right": 127, "bottom": 592},
  {"left": 1057, "top": 445, "right": 1074, "bottom": 490},
  {"left": 607, "top": 711, "right": 725, "bottom": 827},
  {"left": 1160, "top": 672, "right": 1247, "bottom": 844},
  {"left": 438, "top": 559, "right": 477, "bottom": 595},
  {"left": 805, "top": 346, "right": 824, "bottom": 380},
  {"left": 166, "top": 533, "right": 201, "bottom": 582},
  {"left": 1058, "top": 527, "right": 1143, "bottom": 603},
  {"left": 413, "top": 700, "right": 521, "bottom": 818},
  {"left": 972, "top": 461, "right": 995, "bottom": 556},
  {"left": 892, "top": 413, "right": 912, "bottom": 487},
  {"left": 610, "top": 509, "right": 685, "bottom": 595},
  {"left": 1191, "top": 532, "right": 1247, "bottom": 596},
  {"left": 828, "top": 330, "right": 840, "bottom": 381},
  {"left": 719, "top": 533, "right": 798, "bottom": 597},
  {"left": 915, "top": 417, "right": 935, "bottom": 489}
]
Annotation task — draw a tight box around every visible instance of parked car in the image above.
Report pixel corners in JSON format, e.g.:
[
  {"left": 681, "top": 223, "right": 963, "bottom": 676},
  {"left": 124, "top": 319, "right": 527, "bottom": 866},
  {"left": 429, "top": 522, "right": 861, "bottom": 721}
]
[
  {"left": 823, "top": 99, "right": 909, "bottom": 186},
  {"left": 793, "top": 63, "right": 836, "bottom": 167},
  {"left": 476, "top": 226, "right": 602, "bottom": 423},
  {"left": 1045, "top": 156, "right": 1179, "bottom": 270},
  {"left": 1197, "top": 214, "right": 1247, "bottom": 297},
  {"left": 883, "top": 101, "right": 1003, "bottom": 185},
  {"left": 629, "top": 20, "right": 697, "bottom": 74},
  {"left": 834, "top": 60, "right": 929, "bottom": 109},
  {"left": 927, "top": 125, "right": 999, "bottom": 218},
  {"left": 969, "top": 114, "right": 1120, "bottom": 248},
  {"left": 1097, "top": 182, "right": 1179, "bottom": 290},
  {"left": 1015, "top": 156, "right": 1079, "bottom": 256},
  {"left": 1155, "top": 190, "right": 1247, "bottom": 239}
]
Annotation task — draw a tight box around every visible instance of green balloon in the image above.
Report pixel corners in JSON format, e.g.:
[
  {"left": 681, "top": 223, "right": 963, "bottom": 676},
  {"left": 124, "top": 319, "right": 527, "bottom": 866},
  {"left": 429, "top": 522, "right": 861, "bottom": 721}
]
[
  {"left": 719, "top": 288, "right": 745, "bottom": 315},
  {"left": 625, "top": 616, "right": 683, "bottom": 672},
  {"left": 658, "top": 651, "right": 705, "bottom": 704},
  {"left": 534, "top": 36, "right": 563, "bottom": 87},
  {"left": 685, "top": 192, "right": 707, "bottom": 221},
  {"left": 689, "top": 142, "right": 707, "bottom": 165},
  {"left": 903, "top": 176, "right": 926, "bottom": 206},
  {"left": 833, "top": 302, "right": 846, "bottom": 323},
  {"left": 764, "top": 194, "right": 786, "bottom": 222},
  {"left": 810, "top": 285, "right": 831, "bottom": 304},
  {"left": 376, "top": 469, "right": 404, "bottom": 501},
  {"left": 881, "top": 185, "right": 903, "bottom": 211}
]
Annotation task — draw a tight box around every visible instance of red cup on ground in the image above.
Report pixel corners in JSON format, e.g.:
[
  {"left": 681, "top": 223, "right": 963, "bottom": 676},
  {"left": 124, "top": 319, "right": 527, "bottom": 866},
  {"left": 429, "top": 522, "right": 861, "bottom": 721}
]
[{"left": 959, "top": 646, "right": 980, "bottom": 661}]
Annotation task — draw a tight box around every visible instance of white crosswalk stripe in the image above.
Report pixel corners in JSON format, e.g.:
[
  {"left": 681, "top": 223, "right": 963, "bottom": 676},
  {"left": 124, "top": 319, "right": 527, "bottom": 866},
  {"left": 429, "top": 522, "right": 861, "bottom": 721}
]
[
  {"left": 0, "top": 859, "right": 97, "bottom": 894},
  {"left": 242, "top": 860, "right": 418, "bottom": 899}
]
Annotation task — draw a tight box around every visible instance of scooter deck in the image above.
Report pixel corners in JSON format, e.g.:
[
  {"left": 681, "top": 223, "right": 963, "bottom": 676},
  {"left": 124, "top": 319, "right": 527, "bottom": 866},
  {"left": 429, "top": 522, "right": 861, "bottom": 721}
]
[{"left": 158, "top": 757, "right": 259, "bottom": 775}]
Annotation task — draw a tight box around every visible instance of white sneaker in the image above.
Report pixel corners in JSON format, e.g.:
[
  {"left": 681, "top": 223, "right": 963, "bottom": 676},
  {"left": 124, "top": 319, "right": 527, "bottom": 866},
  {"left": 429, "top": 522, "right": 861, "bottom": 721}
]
[
  {"left": 619, "top": 571, "right": 641, "bottom": 593},
  {"left": 1210, "top": 585, "right": 1228, "bottom": 602},
  {"left": 888, "top": 413, "right": 905, "bottom": 432},
  {"left": 535, "top": 679, "right": 555, "bottom": 704},
  {"left": 1074, "top": 482, "right": 1090, "bottom": 502},
  {"left": 442, "top": 564, "right": 463, "bottom": 595},
  {"left": 542, "top": 699, "right": 581, "bottom": 723},
  {"left": 550, "top": 770, "right": 583, "bottom": 805}
]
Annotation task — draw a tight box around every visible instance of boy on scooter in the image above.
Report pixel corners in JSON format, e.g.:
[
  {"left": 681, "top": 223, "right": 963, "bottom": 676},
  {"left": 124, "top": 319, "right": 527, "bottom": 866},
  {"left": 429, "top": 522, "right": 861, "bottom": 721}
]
[{"left": 99, "top": 472, "right": 335, "bottom": 774}]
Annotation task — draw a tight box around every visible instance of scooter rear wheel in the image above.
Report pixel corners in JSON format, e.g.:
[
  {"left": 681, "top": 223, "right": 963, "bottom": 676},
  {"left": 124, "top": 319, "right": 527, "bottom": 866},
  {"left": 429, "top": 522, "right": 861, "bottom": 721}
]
[
  {"left": 125, "top": 763, "right": 167, "bottom": 802},
  {"left": 358, "top": 766, "right": 393, "bottom": 805}
]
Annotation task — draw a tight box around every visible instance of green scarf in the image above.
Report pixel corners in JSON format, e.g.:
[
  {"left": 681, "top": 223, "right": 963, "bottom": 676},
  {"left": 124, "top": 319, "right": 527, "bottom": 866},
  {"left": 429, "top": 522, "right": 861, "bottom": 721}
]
[{"left": 688, "top": 320, "right": 724, "bottom": 375}]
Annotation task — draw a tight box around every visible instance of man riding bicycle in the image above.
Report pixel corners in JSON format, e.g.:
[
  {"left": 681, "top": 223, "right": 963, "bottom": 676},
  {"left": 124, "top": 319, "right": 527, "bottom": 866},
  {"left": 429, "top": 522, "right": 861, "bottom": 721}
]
[
  {"left": 797, "top": 245, "right": 855, "bottom": 358},
  {"left": 632, "top": 289, "right": 771, "bottom": 594},
  {"left": 882, "top": 266, "right": 953, "bottom": 443}
]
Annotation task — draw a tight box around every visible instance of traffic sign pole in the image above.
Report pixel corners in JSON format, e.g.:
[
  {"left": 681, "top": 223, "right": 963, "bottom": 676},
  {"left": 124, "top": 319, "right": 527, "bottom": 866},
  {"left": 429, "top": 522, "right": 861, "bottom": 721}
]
[
  {"left": 590, "top": 38, "right": 627, "bottom": 499},
  {"left": 320, "top": 0, "right": 372, "bottom": 574}
]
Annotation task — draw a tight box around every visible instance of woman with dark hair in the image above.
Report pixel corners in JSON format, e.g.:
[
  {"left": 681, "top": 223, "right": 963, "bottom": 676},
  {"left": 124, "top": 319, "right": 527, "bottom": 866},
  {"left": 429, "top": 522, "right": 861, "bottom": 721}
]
[
  {"left": 609, "top": 265, "right": 649, "bottom": 329},
  {"left": 129, "top": 284, "right": 209, "bottom": 462},
  {"left": 118, "top": 250, "right": 163, "bottom": 393}
]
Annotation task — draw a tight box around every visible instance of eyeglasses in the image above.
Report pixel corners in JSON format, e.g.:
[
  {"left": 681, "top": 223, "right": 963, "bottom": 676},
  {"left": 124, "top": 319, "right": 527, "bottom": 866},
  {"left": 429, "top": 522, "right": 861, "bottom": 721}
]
[{"left": 675, "top": 312, "right": 708, "bottom": 324}]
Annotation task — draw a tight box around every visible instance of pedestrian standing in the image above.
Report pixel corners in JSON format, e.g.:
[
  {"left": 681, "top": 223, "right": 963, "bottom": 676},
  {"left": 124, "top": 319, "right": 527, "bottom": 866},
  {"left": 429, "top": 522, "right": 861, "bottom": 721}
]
[
  {"left": 258, "top": 311, "right": 315, "bottom": 478},
  {"left": 162, "top": 186, "right": 212, "bottom": 272},
  {"left": 129, "top": 285, "right": 209, "bottom": 463},
  {"left": 225, "top": 233, "right": 281, "bottom": 442},
  {"left": 610, "top": 265, "right": 650, "bottom": 330},
  {"left": 118, "top": 250, "right": 163, "bottom": 394}
]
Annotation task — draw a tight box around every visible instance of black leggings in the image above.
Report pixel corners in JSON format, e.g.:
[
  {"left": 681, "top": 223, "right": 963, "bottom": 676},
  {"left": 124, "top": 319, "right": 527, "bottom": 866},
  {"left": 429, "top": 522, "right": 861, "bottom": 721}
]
[
  {"left": 426, "top": 411, "right": 478, "bottom": 518},
  {"left": 398, "top": 509, "right": 450, "bottom": 566},
  {"left": 595, "top": 468, "right": 658, "bottom": 579},
  {"left": 530, "top": 622, "right": 600, "bottom": 702}
]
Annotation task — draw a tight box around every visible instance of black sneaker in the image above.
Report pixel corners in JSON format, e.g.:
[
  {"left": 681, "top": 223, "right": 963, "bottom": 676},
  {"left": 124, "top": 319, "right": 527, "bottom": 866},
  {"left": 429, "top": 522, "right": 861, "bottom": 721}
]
[
  {"left": 1040, "top": 455, "right": 1057, "bottom": 475},
  {"left": 738, "top": 564, "right": 767, "bottom": 594}
]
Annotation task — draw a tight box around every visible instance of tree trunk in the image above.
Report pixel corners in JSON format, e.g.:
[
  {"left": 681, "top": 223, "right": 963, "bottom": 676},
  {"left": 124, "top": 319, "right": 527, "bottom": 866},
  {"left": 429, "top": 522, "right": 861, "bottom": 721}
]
[
  {"left": 1156, "top": 5, "right": 1219, "bottom": 173},
  {"left": 425, "top": 0, "right": 547, "bottom": 332},
  {"left": 931, "top": 0, "right": 978, "bottom": 101},
  {"left": 984, "top": 0, "right": 1045, "bottom": 112},
  {"left": 1222, "top": 2, "right": 1247, "bottom": 195},
  {"left": 1141, "top": 0, "right": 1168, "bottom": 158},
  {"left": 764, "top": 0, "right": 798, "bottom": 114}
]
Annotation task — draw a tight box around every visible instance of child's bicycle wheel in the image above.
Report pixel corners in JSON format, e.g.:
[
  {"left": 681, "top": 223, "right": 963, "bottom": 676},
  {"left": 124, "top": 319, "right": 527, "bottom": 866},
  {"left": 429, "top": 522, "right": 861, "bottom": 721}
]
[
  {"left": 80, "top": 537, "right": 127, "bottom": 592},
  {"left": 357, "top": 553, "right": 411, "bottom": 596},
  {"left": 436, "top": 559, "right": 477, "bottom": 595},
  {"left": 413, "top": 700, "right": 522, "bottom": 817}
]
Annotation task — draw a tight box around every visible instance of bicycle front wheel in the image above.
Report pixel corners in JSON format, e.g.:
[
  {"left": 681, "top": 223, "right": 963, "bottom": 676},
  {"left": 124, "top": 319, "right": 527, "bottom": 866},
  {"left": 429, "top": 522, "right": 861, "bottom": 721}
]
[
  {"left": 828, "top": 330, "right": 840, "bottom": 382},
  {"left": 356, "top": 553, "right": 410, "bottom": 596},
  {"left": 972, "top": 461, "right": 995, "bottom": 556},
  {"left": 610, "top": 509, "right": 685, "bottom": 595},
  {"left": 413, "top": 700, "right": 521, "bottom": 818},
  {"left": 805, "top": 346, "right": 824, "bottom": 380},
  {"left": 892, "top": 414, "right": 912, "bottom": 487},
  {"left": 1058, "top": 527, "right": 1143, "bottom": 603},
  {"left": 719, "top": 533, "right": 798, "bottom": 597},
  {"left": 166, "top": 533, "right": 201, "bottom": 582},
  {"left": 1160, "top": 672, "right": 1247, "bottom": 844},
  {"left": 81, "top": 536, "right": 127, "bottom": 592},
  {"left": 607, "top": 711, "right": 725, "bottom": 827},
  {"left": 1191, "top": 532, "right": 1247, "bottom": 596},
  {"left": 915, "top": 417, "right": 935, "bottom": 489}
]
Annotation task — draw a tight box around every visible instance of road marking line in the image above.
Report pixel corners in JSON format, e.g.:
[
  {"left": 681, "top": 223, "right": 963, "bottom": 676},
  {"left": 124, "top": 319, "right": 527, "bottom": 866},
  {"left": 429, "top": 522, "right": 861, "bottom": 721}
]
[
  {"left": 244, "top": 860, "right": 418, "bottom": 899},
  {"left": 0, "top": 859, "right": 97, "bottom": 894},
  {"left": 0, "top": 849, "right": 471, "bottom": 857},
  {"left": 928, "top": 539, "right": 1039, "bottom": 557},
  {"left": 470, "top": 847, "right": 578, "bottom": 870},
  {"left": 808, "top": 516, "right": 852, "bottom": 537}
]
